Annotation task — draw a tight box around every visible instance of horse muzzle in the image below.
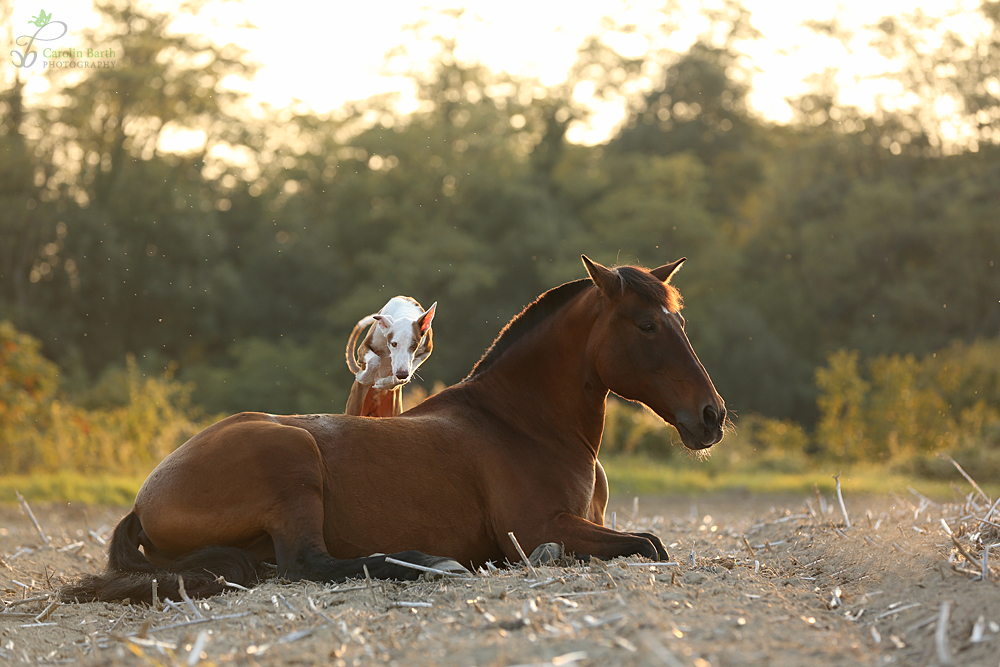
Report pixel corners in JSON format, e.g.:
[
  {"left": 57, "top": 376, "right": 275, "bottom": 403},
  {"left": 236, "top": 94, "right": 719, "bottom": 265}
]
[{"left": 675, "top": 403, "right": 726, "bottom": 450}]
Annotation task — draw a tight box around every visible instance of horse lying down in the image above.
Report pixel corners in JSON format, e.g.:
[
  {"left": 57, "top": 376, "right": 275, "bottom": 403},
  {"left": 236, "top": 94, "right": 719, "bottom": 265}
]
[
  {"left": 62, "top": 255, "right": 726, "bottom": 603},
  {"left": 344, "top": 296, "right": 436, "bottom": 417}
]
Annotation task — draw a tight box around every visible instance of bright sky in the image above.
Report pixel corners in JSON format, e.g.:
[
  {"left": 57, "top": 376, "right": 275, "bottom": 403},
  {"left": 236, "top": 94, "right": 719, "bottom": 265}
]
[{"left": 7, "top": 0, "right": 984, "bottom": 144}]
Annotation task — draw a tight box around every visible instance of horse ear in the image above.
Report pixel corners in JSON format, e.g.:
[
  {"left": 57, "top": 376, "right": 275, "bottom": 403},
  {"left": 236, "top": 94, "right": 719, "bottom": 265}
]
[
  {"left": 582, "top": 255, "right": 620, "bottom": 296},
  {"left": 373, "top": 314, "right": 393, "bottom": 329},
  {"left": 650, "top": 258, "right": 686, "bottom": 283},
  {"left": 418, "top": 302, "right": 436, "bottom": 333}
]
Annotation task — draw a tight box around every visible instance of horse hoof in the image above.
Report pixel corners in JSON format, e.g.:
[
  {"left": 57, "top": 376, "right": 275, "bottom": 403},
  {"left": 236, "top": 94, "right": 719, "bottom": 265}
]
[
  {"left": 529, "top": 542, "right": 564, "bottom": 567},
  {"left": 423, "top": 557, "right": 469, "bottom": 580}
]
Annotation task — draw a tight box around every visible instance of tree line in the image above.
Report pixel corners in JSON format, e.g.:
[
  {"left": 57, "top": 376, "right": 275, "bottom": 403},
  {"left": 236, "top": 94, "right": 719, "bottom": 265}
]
[{"left": 1, "top": 1, "right": 998, "bottom": 446}]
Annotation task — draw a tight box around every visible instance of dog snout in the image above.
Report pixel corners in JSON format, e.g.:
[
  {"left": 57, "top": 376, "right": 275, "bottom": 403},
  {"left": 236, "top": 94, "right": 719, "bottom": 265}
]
[{"left": 394, "top": 369, "right": 410, "bottom": 380}]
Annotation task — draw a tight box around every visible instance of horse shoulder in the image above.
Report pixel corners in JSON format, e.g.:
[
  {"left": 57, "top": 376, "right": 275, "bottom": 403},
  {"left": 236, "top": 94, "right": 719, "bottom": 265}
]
[{"left": 432, "top": 388, "right": 602, "bottom": 523}]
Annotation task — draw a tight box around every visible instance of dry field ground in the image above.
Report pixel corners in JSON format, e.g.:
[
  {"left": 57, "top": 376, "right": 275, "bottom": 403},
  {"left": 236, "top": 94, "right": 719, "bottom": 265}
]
[{"left": 2, "top": 487, "right": 999, "bottom": 667}]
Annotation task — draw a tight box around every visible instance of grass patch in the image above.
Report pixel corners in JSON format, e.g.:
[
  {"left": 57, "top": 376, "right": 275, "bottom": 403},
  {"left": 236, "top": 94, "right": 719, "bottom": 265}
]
[
  {"left": 4, "top": 457, "right": 996, "bottom": 506},
  {"left": 0, "top": 472, "right": 146, "bottom": 506},
  {"left": 601, "top": 455, "right": 999, "bottom": 501}
]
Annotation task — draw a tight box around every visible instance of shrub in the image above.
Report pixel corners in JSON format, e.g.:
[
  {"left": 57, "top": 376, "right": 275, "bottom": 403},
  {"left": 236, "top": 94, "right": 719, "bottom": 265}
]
[
  {"left": 814, "top": 338, "right": 1000, "bottom": 474},
  {"left": 0, "top": 320, "right": 60, "bottom": 472},
  {"left": 601, "top": 397, "right": 679, "bottom": 458},
  {"left": 716, "top": 413, "right": 811, "bottom": 474},
  {"left": 0, "top": 322, "right": 208, "bottom": 475}
]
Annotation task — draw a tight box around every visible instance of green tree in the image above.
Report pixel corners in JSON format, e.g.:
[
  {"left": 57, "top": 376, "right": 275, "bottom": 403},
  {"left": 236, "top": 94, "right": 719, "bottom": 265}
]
[{"left": 8, "top": 1, "right": 258, "bottom": 377}]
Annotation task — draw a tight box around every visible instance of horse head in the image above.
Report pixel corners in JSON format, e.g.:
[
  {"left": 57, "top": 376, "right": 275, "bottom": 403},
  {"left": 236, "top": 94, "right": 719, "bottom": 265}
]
[{"left": 583, "top": 255, "right": 726, "bottom": 451}]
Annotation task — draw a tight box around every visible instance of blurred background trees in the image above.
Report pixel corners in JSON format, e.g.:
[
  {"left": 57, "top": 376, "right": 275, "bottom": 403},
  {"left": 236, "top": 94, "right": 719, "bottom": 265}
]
[{"left": 1, "top": 0, "right": 998, "bottom": 477}]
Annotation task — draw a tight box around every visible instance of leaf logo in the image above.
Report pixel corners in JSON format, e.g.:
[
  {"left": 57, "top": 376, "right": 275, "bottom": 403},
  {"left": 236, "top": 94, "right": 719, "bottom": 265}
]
[
  {"left": 29, "top": 10, "right": 53, "bottom": 28},
  {"left": 12, "top": 11, "right": 67, "bottom": 68}
]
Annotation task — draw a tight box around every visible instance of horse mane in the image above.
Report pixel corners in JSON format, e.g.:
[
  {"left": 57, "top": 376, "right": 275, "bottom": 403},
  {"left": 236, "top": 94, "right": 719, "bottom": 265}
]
[
  {"left": 615, "top": 266, "right": 684, "bottom": 312},
  {"left": 466, "top": 265, "right": 682, "bottom": 379},
  {"left": 466, "top": 279, "right": 592, "bottom": 379}
]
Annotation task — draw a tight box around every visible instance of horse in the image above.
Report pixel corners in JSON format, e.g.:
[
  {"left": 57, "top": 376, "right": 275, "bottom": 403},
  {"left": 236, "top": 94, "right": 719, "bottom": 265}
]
[{"left": 63, "top": 255, "right": 726, "bottom": 603}]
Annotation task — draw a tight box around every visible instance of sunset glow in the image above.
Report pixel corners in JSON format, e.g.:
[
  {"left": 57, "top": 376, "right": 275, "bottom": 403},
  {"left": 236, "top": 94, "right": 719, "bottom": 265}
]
[{"left": 6, "top": 0, "right": 987, "bottom": 145}]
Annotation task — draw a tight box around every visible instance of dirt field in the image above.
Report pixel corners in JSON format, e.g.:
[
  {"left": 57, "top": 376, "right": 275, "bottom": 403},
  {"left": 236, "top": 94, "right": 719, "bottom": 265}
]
[{"left": 2, "top": 486, "right": 999, "bottom": 667}]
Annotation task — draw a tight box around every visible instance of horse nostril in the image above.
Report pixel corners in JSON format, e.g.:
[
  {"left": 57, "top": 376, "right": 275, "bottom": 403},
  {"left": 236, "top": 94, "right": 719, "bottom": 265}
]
[{"left": 703, "top": 404, "right": 719, "bottom": 430}]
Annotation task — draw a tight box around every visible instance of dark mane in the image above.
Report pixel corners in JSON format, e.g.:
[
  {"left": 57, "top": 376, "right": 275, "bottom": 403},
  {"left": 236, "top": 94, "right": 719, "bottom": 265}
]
[
  {"left": 466, "top": 279, "right": 592, "bottom": 379},
  {"left": 466, "top": 265, "right": 682, "bottom": 379},
  {"left": 616, "top": 266, "right": 683, "bottom": 311}
]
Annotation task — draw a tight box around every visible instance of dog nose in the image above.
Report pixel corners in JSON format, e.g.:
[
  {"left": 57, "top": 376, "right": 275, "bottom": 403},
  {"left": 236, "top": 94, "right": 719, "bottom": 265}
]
[{"left": 395, "top": 370, "right": 409, "bottom": 380}]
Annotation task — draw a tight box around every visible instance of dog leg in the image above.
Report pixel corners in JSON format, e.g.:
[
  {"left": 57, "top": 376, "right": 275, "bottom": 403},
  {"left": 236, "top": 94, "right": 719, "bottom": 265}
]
[{"left": 355, "top": 349, "right": 382, "bottom": 385}]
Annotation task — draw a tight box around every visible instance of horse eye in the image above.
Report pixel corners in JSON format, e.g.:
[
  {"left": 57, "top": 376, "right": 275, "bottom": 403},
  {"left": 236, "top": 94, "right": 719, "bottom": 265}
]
[{"left": 639, "top": 322, "right": 656, "bottom": 333}]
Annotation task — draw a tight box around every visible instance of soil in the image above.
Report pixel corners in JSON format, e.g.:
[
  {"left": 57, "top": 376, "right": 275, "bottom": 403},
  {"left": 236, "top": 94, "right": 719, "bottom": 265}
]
[{"left": 2, "top": 488, "right": 999, "bottom": 667}]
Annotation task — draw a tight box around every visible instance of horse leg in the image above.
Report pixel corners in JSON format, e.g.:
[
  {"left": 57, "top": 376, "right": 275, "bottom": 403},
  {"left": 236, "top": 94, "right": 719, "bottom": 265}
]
[
  {"left": 515, "top": 513, "right": 669, "bottom": 563},
  {"left": 625, "top": 531, "right": 669, "bottom": 560},
  {"left": 263, "top": 430, "right": 467, "bottom": 582},
  {"left": 277, "top": 540, "right": 469, "bottom": 583},
  {"left": 586, "top": 462, "right": 665, "bottom": 558},
  {"left": 270, "top": 506, "right": 467, "bottom": 583},
  {"left": 588, "top": 459, "right": 609, "bottom": 525}
]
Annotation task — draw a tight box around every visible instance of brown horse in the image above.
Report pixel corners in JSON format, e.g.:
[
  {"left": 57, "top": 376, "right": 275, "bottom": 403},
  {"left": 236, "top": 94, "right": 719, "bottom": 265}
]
[{"left": 63, "top": 255, "right": 725, "bottom": 603}]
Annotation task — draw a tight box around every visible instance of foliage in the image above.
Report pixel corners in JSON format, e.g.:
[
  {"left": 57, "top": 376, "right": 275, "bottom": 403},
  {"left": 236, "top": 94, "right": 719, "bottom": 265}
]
[
  {"left": 814, "top": 339, "right": 1000, "bottom": 476},
  {"left": 598, "top": 453, "right": 995, "bottom": 499},
  {"left": 0, "top": 324, "right": 208, "bottom": 475},
  {"left": 0, "top": 472, "right": 144, "bottom": 506},
  {"left": 601, "top": 336, "right": 1000, "bottom": 482},
  {"left": 3, "top": 319, "right": 999, "bottom": 501},
  {"left": 602, "top": 397, "right": 811, "bottom": 474},
  {"left": 601, "top": 397, "right": 679, "bottom": 459},
  {"left": 0, "top": 1, "right": 998, "bottom": 440},
  {"left": 0, "top": 320, "right": 60, "bottom": 472}
]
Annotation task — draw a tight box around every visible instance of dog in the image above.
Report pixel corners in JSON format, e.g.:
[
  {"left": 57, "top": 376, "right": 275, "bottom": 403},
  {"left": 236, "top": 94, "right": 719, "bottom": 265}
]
[{"left": 345, "top": 296, "right": 436, "bottom": 417}]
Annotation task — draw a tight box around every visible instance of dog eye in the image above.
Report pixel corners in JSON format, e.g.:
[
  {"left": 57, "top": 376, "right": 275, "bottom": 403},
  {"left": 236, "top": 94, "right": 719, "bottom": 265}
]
[
  {"left": 391, "top": 341, "right": 398, "bottom": 347},
  {"left": 638, "top": 322, "right": 656, "bottom": 333}
]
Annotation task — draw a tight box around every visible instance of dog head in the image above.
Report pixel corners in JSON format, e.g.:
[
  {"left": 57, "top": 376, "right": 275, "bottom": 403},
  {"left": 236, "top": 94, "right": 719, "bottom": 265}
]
[{"left": 372, "top": 301, "right": 436, "bottom": 385}]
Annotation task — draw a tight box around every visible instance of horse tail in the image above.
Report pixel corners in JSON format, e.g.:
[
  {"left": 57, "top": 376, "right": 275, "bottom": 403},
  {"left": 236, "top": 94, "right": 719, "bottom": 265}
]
[
  {"left": 60, "top": 511, "right": 268, "bottom": 604},
  {"left": 346, "top": 315, "right": 376, "bottom": 374}
]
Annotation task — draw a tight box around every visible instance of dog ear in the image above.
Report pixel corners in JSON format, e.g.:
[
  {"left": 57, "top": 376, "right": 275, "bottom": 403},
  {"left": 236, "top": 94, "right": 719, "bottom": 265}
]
[
  {"left": 373, "top": 314, "right": 394, "bottom": 329},
  {"left": 418, "top": 302, "right": 437, "bottom": 333},
  {"left": 650, "top": 258, "right": 686, "bottom": 283},
  {"left": 582, "top": 255, "right": 620, "bottom": 297}
]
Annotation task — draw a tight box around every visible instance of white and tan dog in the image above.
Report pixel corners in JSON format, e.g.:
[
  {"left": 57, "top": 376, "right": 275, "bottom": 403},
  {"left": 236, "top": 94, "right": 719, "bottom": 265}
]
[{"left": 345, "top": 296, "right": 436, "bottom": 417}]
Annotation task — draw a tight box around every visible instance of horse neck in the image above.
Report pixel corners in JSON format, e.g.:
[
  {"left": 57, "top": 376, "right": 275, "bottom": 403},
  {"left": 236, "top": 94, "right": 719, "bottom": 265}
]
[{"left": 469, "top": 291, "right": 609, "bottom": 453}]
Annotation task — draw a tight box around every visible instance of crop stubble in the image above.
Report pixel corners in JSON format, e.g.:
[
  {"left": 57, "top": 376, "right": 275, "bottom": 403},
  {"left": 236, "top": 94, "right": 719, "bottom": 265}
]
[{"left": 2, "top": 486, "right": 999, "bottom": 667}]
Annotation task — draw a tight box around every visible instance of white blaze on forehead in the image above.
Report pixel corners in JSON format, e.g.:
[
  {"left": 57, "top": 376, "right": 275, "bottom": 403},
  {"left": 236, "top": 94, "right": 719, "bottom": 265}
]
[{"left": 662, "top": 306, "right": 684, "bottom": 330}]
